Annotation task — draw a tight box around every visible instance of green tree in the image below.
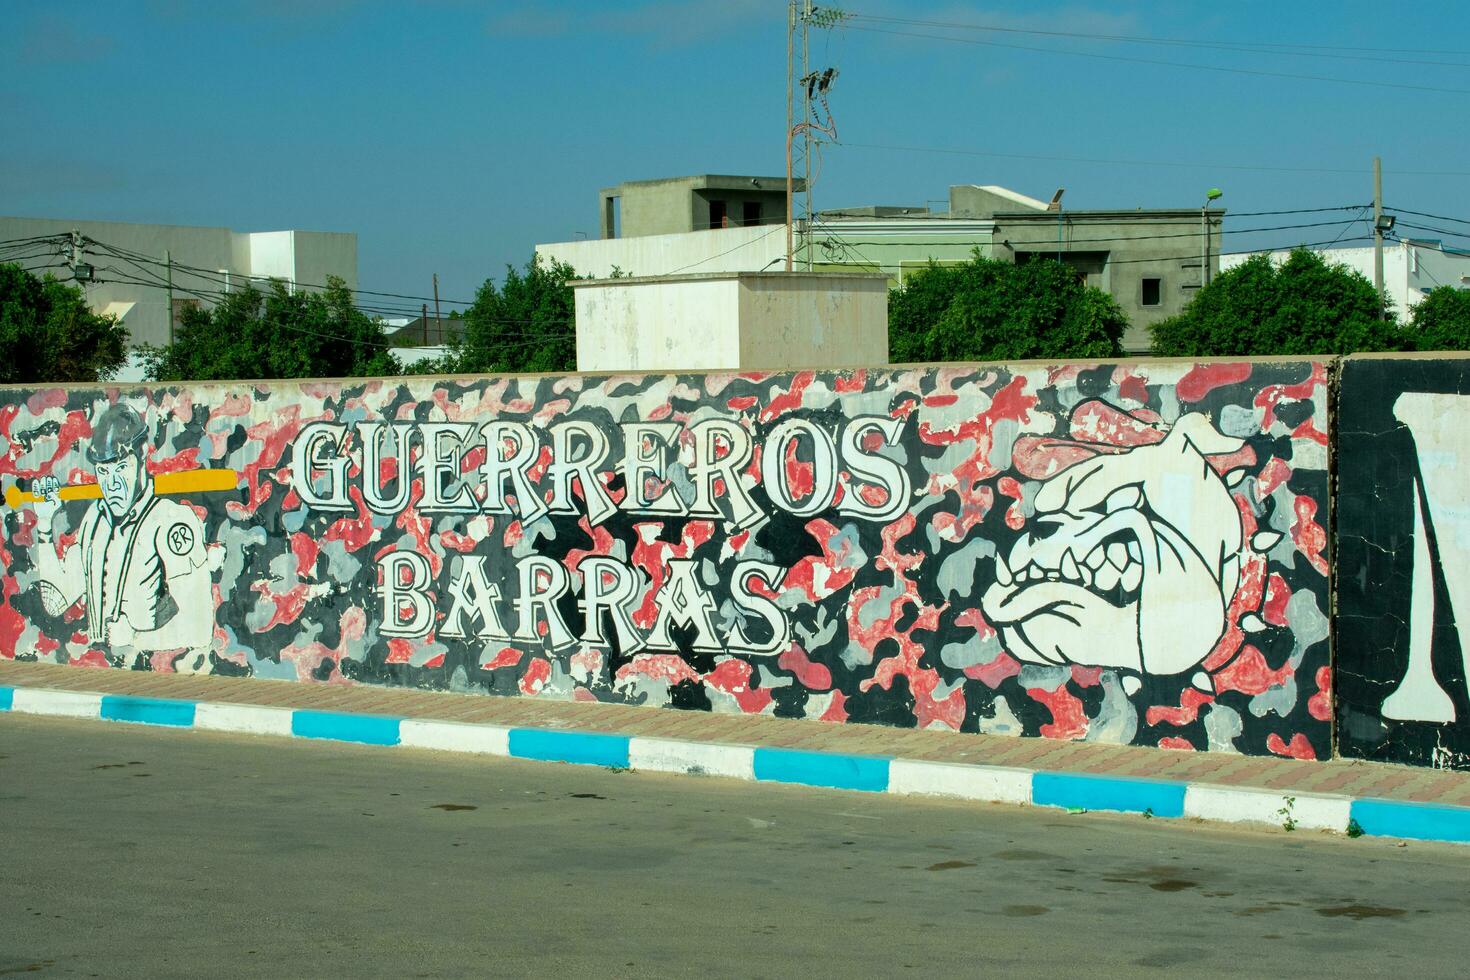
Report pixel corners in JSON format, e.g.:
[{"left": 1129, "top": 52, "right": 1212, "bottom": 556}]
[
  {"left": 890, "top": 253, "right": 1127, "bottom": 362},
  {"left": 0, "top": 263, "right": 129, "bottom": 383},
  {"left": 144, "top": 276, "right": 400, "bottom": 381},
  {"left": 1150, "top": 248, "right": 1409, "bottom": 356},
  {"left": 431, "top": 257, "right": 576, "bottom": 375},
  {"left": 1409, "top": 286, "right": 1470, "bottom": 351}
]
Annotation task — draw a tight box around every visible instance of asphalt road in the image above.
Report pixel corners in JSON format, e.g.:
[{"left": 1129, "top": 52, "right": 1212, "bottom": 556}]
[{"left": 2, "top": 715, "right": 1467, "bottom": 979}]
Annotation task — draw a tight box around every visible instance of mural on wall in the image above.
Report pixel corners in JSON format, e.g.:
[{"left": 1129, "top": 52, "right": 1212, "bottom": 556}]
[
  {"left": 0, "top": 361, "right": 1331, "bottom": 757},
  {"left": 1337, "top": 357, "right": 1470, "bottom": 771}
]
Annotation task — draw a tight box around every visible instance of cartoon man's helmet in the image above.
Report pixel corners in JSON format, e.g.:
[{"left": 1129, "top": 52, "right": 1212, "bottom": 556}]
[{"left": 86, "top": 403, "right": 148, "bottom": 464}]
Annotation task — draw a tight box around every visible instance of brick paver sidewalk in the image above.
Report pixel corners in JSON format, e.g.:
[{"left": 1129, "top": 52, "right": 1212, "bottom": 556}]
[{"left": 4, "top": 658, "right": 1468, "bottom": 808}]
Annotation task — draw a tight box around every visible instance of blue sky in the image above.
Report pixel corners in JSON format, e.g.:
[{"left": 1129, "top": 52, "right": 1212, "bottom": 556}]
[{"left": 4, "top": 1, "right": 1468, "bottom": 313}]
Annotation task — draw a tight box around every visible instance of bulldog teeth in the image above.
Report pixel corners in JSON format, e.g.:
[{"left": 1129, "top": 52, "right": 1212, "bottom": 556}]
[
  {"left": 1120, "top": 562, "right": 1142, "bottom": 593},
  {"left": 994, "top": 555, "right": 1013, "bottom": 587},
  {"left": 1060, "top": 549, "right": 1082, "bottom": 582},
  {"left": 993, "top": 555, "right": 1017, "bottom": 587},
  {"left": 1106, "top": 542, "right": 1129, "bottom": 570},
  {"left": 1084, "top": 547, "right": 1106, "bottom": 570},
  {"left": 1105, "top": 485, "right": 1142, "bottom": 513},
  {"left": 1094, "top": 561, "right": 1122, "bottom": 591}
]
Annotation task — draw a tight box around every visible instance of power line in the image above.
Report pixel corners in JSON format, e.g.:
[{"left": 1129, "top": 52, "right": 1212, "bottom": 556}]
[
  {"left": 1393, "top": 220, "right": 1470, "bottom": 242},
  {"left": 85, "top": 240, "right": 563, "bottom": 328},
  {"left": 836, "top": 140, "right": 1470, "bottom": 179},
  {"left": 1385, "top": 206, "right": 1470, "bottom": 229},
  {"left": 841, "top": 23, "right": 1470, "bottom": 96},
  {"left": 842, "top": 12, "right": 1470, "bottom": 68},
  {"left": 816, "top": 217, "right": 1368, "bottom": 249}
]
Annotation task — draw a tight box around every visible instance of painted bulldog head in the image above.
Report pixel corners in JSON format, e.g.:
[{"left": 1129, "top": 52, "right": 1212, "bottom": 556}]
[{"left": 980, "top": 402, "right": 1248, "bottom": 676}]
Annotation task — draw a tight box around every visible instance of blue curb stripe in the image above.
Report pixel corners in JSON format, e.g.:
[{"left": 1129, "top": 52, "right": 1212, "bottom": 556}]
[
  {"left": 1033, "top": 772, "right": 1186, "bottom": 817},
  {"left": 0, "top": 687, "right": 13, "bottom": 711},
  {"left": 753, "top": 748, "right": 891, "bottom": 793},
  {"left": 291, "top": 710, "right": 401, "bottom": 746},
  {"left": 99, "top": 694, "right": 196, "bottom": 727},
  {"left": 1351, "top": 798, "right": 1470, "bottom": 843},
  {"left": 508, "top": 728, "right": 630, "bottom": 768}
]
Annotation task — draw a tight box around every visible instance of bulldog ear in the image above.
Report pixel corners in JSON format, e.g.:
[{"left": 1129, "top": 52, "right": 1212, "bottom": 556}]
[{"left": 1167, "top": 413, "right": 1246, "bottom": 457}]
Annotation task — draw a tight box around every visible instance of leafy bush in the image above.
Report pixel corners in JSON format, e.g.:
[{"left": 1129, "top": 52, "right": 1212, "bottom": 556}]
[{"left": 890, "top": 253, "right": 1127, "bottom": 363}]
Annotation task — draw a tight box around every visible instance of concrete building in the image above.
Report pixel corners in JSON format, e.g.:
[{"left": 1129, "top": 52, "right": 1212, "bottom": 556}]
[
  {"left": 573, "top": 271, "right": 888, "bottom": 372},
  {"left": 818, "top": 185, "right": 1224, "bottom": 353},
  {"left": 598, "top": 174, "right": 802, "bottom": 239},
  {"left": 539, "top": 176, "right": 1224, "bottom": 353},
  {"left": 1220, "top": 238, "right": 1470, "bottom": 322},
  {"left": 540, "top": 175, "right": 805, "bottom": 280},
  {"left": 0, "top": 216, "right": 358, "bottom": 348}
]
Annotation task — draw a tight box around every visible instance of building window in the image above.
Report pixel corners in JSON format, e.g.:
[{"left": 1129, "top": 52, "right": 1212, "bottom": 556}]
[
  {"left": 743, "top": 201, "right": 761, "bottom": 227},
  {"left": 709, "top": 199, "right": 727, "bottom": 229},
  {"left": 1141, "top": 277, "right": 1162, "bottom": 307}
]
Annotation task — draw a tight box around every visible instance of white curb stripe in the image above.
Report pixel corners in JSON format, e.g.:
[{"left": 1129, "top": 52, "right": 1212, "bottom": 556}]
[
  {"left": 399, "top": 718, "right": 511, "bottom": 756},
  {"left": 194, "top": 702, "right": 294, "bottom": 737},
  {"left": 1184, "top": 784, "right": 1351, "bottom": 832},
  {"left": 11, "top": 688, "right": 103, "bottom": 719},
  {"left": 888, "top": 759, "right": 1033, "bottom": 804},
  {"left": 628, "top": 737, "right": 756, "bottom": 779}
]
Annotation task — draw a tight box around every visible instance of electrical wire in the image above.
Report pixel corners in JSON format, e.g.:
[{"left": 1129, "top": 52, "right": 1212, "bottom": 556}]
[
  {"left": 815, "top": 217, "right": 1367, "bottom": 249},
  {"left": 1385, "top": 207, "right": 1470, "bottom": 229},
  {"left": 1393, "top": 220, "right": 1470, "bottom": 242},
  {"left": 842, "top": 12, "right": 1470, "bottom": 68},
  {"left": 840, "top": 23, "right": 1470, "bottom": 95},
  {"left": 835, "top": 140, "right": 1470, "bottom": 178}
]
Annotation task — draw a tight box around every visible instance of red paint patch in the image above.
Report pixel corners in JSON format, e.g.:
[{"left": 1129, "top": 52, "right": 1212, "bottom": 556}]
[
  {"left": 482, "top": 646, "right": 523, "bottom": 670},
  {"left": 1176, "top": 362, "right": 1252, "bottom": 403},
  {"left": 1308, "top": 666, "right": 1333, "bottom": 722},
  {"left": 963, "top": 652, "right": 1020, "bottom": 688},
  {"left": 1291, "top": 496, "right": 1329, "bottom": 576},
  {"left": 1266, "top": 732, "right": 1317, "bottom": 761},
  {"left": 777, "top": 643, "right": 832, "bottom": 691},
  {"left": 1146, "top": 688, "right": 1215, "bottom": 727},
  {"left": 1157, "top": 737, "right": 1195, "bottom": 751},
  {"left": 1213, "top": 645, "right": 1293, "bottom": 696},
  {"left": 519, "top": 657, "right": 551, "bottom": 695},
  {"left": 1027, "top": 685, "right": 1088, "bottom": 740}
]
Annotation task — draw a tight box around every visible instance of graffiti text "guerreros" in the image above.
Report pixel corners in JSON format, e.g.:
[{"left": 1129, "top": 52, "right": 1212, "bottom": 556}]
[{"left": 292, "top": 416, "right": 911, "bottom": 530}]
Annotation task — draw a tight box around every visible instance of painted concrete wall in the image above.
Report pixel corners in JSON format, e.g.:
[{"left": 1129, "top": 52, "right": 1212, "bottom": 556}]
[
  {"left": 0, "top": 359, "right": 1332, "bottom": 757},
  {"left": 572, "top": 272, "right": 889, "bottom": 372},
  {"left": 1336, "top": 354, "right": 1470, "bottom": 771}
]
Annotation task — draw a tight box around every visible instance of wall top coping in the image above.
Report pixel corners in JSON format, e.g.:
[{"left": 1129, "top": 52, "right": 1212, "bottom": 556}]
[
  {"left": 571, "top": 271, "right": 891, "bottom": 288},
  {"left": 0, "top": 354, "right": 1341, "bottom": 394}
]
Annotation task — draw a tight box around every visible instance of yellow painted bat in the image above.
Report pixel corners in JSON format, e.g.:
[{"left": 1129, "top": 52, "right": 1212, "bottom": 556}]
[{"left": 4, "top": 468, "right": 240, "bottom": 508}]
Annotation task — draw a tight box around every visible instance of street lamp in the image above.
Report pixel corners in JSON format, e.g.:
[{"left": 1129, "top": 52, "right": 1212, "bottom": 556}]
[{"left": 1202, "top": 188, "right": 1223, "bottom": 288}]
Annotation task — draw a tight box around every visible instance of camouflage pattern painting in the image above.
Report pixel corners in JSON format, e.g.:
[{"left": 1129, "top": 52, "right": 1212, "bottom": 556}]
[{"left": 0, "top": 361, "right": 1332, "bottom": 757}]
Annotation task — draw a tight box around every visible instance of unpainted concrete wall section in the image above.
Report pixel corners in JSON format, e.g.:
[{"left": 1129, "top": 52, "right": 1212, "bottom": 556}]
[
  {"left": 0, "top": 360, "right": 1332, "bottom": 758},
  {"left": 735, "top": 275, "right": 888, "bottom": 369}
]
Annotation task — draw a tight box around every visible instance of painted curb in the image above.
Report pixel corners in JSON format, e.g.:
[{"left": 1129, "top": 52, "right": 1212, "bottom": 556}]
[{"left": 4, "top": 683, "right": 1469, "bottom": 846}]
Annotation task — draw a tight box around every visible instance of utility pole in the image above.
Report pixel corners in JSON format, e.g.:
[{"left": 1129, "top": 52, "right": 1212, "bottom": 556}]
[
  {"left": 785, "top": 1, "right": 795, "bottom": 272},
  {"left": 166, "top": 249, "right": 174, "bottom": 345},
  {"left": 422, "top": 303, "right": 429, "bottom": 346},
  {"left": 432, "top": 273, "right": 442, "bottom": 342},
  {"left": 802, "top": 0, "right": 812, "bottom": 271},
  {"left": 1373, "top": 156, "right": 1385, "bottom": 313}
]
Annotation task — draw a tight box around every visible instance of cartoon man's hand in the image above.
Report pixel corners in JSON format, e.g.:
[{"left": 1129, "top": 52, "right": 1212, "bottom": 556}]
[
  {"left": 32, "top": 476, "right": 61, "bottom": 533},
  {"left": 107, "top": 616, "right": 135, "bottom": 648}
]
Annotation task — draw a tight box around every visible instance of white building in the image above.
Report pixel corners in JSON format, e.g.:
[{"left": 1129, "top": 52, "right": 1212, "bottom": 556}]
[
  {"left": 1221, "top": 239, "right": 1470, "bottom": 322},
  {"left": 0, "top": 216, "right": 358, "bottom": 347}
]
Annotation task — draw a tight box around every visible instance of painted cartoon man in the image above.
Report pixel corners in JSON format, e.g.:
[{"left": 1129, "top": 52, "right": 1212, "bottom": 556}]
[{"left": 30, "top": 402, "right": 213, "bottom": 661}]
